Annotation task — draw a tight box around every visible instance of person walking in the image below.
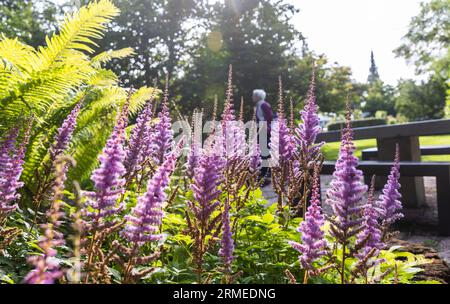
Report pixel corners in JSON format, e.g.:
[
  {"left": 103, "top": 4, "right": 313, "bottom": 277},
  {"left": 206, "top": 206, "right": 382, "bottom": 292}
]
[{"left": 252, "top": 89, "right": 273, "bottom": 185}]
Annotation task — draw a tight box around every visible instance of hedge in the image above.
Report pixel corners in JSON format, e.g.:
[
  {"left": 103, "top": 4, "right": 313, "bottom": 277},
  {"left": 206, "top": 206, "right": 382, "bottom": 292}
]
[{"left": 327, "top": 118, "right": 387, "bottom": 131}]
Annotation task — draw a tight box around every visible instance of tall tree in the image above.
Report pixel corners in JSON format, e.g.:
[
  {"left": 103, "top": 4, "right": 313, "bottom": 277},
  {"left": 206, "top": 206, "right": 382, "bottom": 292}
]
[
  {"left": 395, "top": 78, "right": 446, "bottom": 121},
  {"left": 175, "top": 0, "right": 305, "bottom": 117},
  {"left": 367, "top": 51, "right": 380, "bottom": 84},
  {"left": 0, "top": 0, "right": 59, "bottom": 48},
  {"left": 394, "top": 0, "right": 448, "bottom": 121},
  {"left": 361, "top": 80, "right": 396, "bottom": 116},
  {"left": 289, "top": 53, "right": 364, "bottom": 114},
  {"left": 394, "top": 0, "right": 449, "bottom": 79},
  {"left": 96, "top": 0, "right": 208, "bottom": 87}
]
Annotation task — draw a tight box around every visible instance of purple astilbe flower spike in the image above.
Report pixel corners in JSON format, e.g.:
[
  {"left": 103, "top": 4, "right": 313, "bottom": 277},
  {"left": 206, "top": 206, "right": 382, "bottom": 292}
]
[
  {"left": 220, "top": 65, "right": 247, "bottom": 159},
  {"left": 186, "top": 110, "right": 203, "bottom": 179},
  {"left": 378, "top": 145, "right": 403, "bottom": 226},
  {"left": 50, "top": 102, "right": 82, "bottom": 161},
  {"left": 186, "top": 133, "right": 201, "bottom": 180},
  {"left": 289, "top": 167, "right": 327, "bottom": 271},
  {"left": 152, "top": 85, "right": 174, "bottom": 166},
  {"left": 248, "top": 111, "right": 261, "bottom": 174},
  {"left": 124, "top": 100, "right": 153, "bottom": 178},
  {"left": 24, "top": 157, "right": 73, "bottom": 284},
  {"left": 270, "top": 77, "right": 295, "bottom": 165},
  {"left": 0, "top": 120, "right": 32, "bottom": 215},
  {"left": 326, "top": 106, "right": 367, "bottom": 238},
  {"left": 356, "top": 176, "right": 384, "bottom": 260},
  {"left": 221, "top": 65, "right": 236, "bottom": 127},
  {"left": 249, "top": 133, "right": 261, "bottom": 174},
  {"left": 122, "top": 144, "right": 181, "bottom": 246},
  {"left": 84, "top": 103, "right": 129, "bottom": 223},
  {"left": 0, "top": 127, "right": 19, "bottom": 173},
  {"left": 296, "top": 66, "right": 324, "bottom": 163},
  {"left": 0, "top": 127, "right": 20, "bottom": 214},
  {"left": 219, "top": 200, "right": 234, "bottom": 273},
  {"left": 190, "top": 145, "right": 223, "bottom": 226}
]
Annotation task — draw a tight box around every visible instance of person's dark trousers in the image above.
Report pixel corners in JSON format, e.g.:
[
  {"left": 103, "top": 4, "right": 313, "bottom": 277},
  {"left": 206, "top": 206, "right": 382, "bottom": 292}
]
[{"left": 258, "top": 129, "right": 271, "bottom": 184}]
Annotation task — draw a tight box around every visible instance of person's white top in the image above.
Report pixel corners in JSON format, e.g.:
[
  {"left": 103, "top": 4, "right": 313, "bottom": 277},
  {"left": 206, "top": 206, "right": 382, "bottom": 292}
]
[{"left": 255, "top": 99, "right": 266, "bottom": 122}]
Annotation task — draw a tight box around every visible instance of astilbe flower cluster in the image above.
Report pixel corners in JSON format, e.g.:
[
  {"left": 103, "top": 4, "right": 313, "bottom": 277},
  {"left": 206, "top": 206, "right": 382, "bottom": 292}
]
[
  {"left": 122, "top": 145, "right": 180, "bottom": 245},
  {"left": 219, "top": 199, "right": 234, "bottom": 278},
  {"left": 248, "top": 127, "right": 262, "bottom": 176},
  {"left": 378, "top": 146, "right": 402, "bottom": 228},
  {"left": 190, "top": 143, "right": 223, "bottom": 229},
  {"left": 84, "top": 102, "right": 129, "bottom": 224},
  {"left": 186, "top": 135, "right": 201, "bottom": 179},
  {"left": 124, "top": 98, "right": 154, "bottom": 181},
  {"left": 354, "top": 177, "right": 385, "bottom": 276},
  {"left": 296, "top": 67, "right": 323, "bottom": 164},
  {"left": 326, "top": 108, "right": 367, "bottom": 241},
  {"left": 287, "top": 105, "right": 405, "bottom": 283},
  {"left": 24, "top": 157, "right": 74, "bottom": 284},
  {"left": 221, "top": 65, "right": 247, "bottom": 161},
  {"left": 216, "top": 66, "right": 252, "bottom": 227},
  {"left": 82, "top": 100, "right": 131, "bottom": 283},
  {"left": 270, "top": 78, "right": 295, "bottom": 166},
  {"left": 292, "top": 69, "right": 325, "bottom": 216},
  {"left": 152, "top": 86, "right": 174, "bottom": 166},
  {"left": 31, "top": 102, "right": 82, "bottom": 208},
  {"left": 270, "top": 78, "right": 297, "bottom": 213},
  {"left": 50, "top": 102, "right": 82, "bottom": 161},
  {"left": 110, "top": 143, "right": 182, "bottom": 280},
  {"left": 289, "top": 166, "right": 327, "bottom": 282},
  {"left": 0, "top": 120, "right": 33, "bottom": 215},
  {"left": 186, "top": 110, "right": 203, "bottom": 180},
  {"left": 0, "top": 127, "right": 21, "bottom": 215},
  {"left": 186, "top": 138, "right": 224, "bottom": 282},
  {"left": 324, "top": 106, "right": 368, "bottom": 283}
]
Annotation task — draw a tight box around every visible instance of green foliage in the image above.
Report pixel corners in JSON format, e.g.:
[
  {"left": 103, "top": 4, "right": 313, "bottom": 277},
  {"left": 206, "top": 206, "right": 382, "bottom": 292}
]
[
  {"left": 0, "top": 0, "right": 59, "bottom": 48},
  {"left": 0, "top": 0, "right": 157, "bottom": 202},
  {"left": 394, "top": 0, "right": 449, "bottom": 122},
  {"left": 394, "top": 0, "right": 449, "bottom": 79},
  {"left": 97, "top": 0, "right": 207, "bottom": 87},
  {"left": 131, "top": 184, "right": 438, "bottom": 284},
  {"left": 0, "top": 0, "right": 444, "bottom": 286},
  {"left": 361, "top": 80, "right": 396, "bottom": 116},
  {"left": 446, "top": 79, "right": 450, "bottom": 118},
  {"left": 290, "top": 54, "right": 364, "bottom": 114},
  {"left": 395, "top": 78, "right": 446, "bottom": 121},
  {"left": 176, "top": 0, "right": 304, "bottom": 118}
]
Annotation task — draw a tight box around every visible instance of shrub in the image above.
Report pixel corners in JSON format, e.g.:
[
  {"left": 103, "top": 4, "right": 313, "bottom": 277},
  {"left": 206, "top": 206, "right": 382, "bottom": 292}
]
[{"left": 327, "top": 118, "right": 386, "bottom": 131}]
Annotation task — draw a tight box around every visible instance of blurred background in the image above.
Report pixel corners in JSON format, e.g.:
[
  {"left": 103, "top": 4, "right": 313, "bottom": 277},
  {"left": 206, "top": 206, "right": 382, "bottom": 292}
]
[{"left": 1, "top": 0, "right": 448, "bottom": 125}]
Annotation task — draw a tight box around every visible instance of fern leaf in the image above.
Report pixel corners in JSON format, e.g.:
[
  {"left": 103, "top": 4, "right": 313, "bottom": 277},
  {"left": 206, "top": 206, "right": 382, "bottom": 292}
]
[{"left": 91, "top": 47, "right": 135, "bottom": 68}]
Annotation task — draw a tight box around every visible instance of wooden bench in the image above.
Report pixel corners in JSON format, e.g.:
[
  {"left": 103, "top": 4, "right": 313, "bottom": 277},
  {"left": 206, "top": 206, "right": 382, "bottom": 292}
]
[
  {"left": 362, "top": 145, "right": 450, "bottom": 160},
  {"left": 317, "top": 119, "right": 450, "bottom": 208},
  {"left": 321, "top": 161, "right": 450, "bottom": 235},
  {"left": 361, "top": 145, "right": 450, "bottom": 186}
]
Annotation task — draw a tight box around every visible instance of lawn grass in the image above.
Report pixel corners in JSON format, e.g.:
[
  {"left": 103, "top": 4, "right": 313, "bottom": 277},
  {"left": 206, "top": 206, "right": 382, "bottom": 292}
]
[{"left": 322, "top": 135, "right": 450, "bottom": 162}]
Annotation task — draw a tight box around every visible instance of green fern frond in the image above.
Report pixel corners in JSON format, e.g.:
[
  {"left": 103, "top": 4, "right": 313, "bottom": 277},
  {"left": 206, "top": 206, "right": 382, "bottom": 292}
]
[
  {"left": 67, "top": 86, "right": 158, "bottom": 182},
  {"left": 86, "top": 68, "right": 118, "bottom": 87},
  {"left": 128, "top": 86, "right": 160, "bottom": 115},
  {"left": 34, "top": 0, "right": 119, "bottom": 71},
  {"left": 0, "top": 0, "right": 119, "bottom": 130},
  {"left": 0, "top": 35, "right": 36, "bottom": 73},
  {"left": 91, "top": 47, "right": 135, "bottom": 68}
]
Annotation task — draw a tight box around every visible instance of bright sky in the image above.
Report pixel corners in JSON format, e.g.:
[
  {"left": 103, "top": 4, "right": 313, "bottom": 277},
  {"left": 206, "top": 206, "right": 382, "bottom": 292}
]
[{"left": 291, "top": 0, "right": 426, "bottom": 85}]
